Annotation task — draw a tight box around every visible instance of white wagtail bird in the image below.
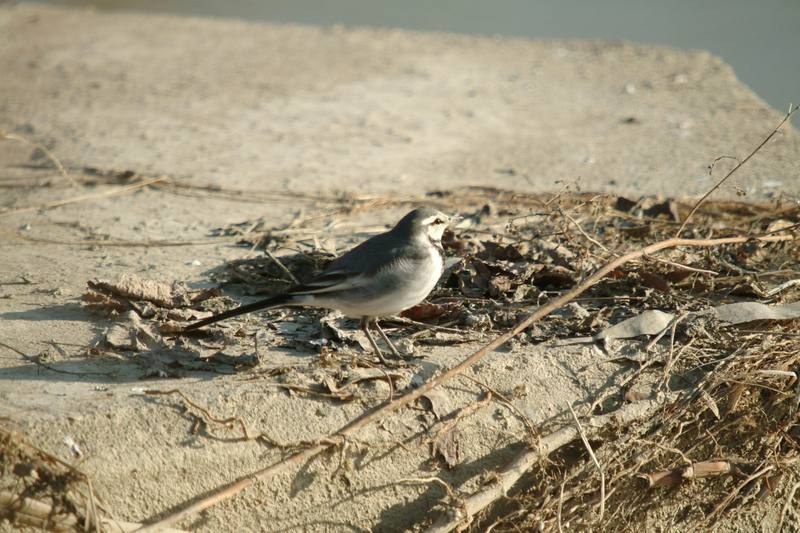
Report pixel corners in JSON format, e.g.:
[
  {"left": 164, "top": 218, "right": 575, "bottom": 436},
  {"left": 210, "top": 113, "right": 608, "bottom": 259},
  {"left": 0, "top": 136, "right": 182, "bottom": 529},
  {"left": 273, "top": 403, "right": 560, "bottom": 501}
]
[{"left": 182, "top": 207, "right": 452, "bottom": 363}]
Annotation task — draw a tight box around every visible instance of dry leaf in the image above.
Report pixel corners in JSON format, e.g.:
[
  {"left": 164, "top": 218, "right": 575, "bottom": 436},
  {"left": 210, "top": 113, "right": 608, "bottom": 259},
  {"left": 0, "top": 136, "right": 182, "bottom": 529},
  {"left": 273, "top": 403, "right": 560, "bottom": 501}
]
[
  {"left": 481, "top": 241, "right": 527, "bottom": 261},
  {"left": 321, "top": 368, "right": 408, "bottom": 401},
  {"left": 166, "top": 308, "right": 212, "bottom": 321},
  {"left": 536, "top": 239, "right": 576, "bottom": 266},
  {"left": 662, "top": 269, "right": 694, "bottom": 283},
  {"left": 489, "top": 275, "right": 513, "bottom": 297},
  {"left": 159, "top": 321, "right": 184, "bottom": 334},
  {"left": 105, "top": 322, "right": 137, "bottom": 350},
  {"left": 639, "top": 271, "right": 670, "bottom": 292},
  {"left": 81, "top": 290, "right": 128, "bottom": 312},
  {"left": 420, "top": 389, "right": 454, "bottom": 419},
  {"left": 432, "top": 426, "right": 461, "bottom": 468},
  {"left": 531, "top": 265, "right": 575, "bottom": 289},
  {"left": 595, "top": 310, "right": 675, "bottom": 341},
  {"left": 401, "top": 302, "right": 461, "bottom": 322},
  {"left": 700, "top": 390, "right": 720, "bottom": 419},
  {"left": 712, "top": 301, "right": 800, "bottom": 324},
  {"left": 87, "top": 273, "right": 191, "bottom": 308}
]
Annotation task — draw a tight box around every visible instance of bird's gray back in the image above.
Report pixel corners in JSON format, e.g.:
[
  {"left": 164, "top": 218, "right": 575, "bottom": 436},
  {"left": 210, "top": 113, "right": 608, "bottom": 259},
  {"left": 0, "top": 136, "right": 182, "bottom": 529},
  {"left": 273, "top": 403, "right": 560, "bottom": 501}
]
[{"left": 326, "top": 227, "right": 427, "bottom": 277}]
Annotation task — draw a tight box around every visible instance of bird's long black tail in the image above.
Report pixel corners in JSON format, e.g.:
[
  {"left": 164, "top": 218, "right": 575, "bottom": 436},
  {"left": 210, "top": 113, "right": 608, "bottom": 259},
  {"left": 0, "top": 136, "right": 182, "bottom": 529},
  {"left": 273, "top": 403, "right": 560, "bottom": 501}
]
[{"left": 181, "top": 293, "right": 292, "bottom": 332}]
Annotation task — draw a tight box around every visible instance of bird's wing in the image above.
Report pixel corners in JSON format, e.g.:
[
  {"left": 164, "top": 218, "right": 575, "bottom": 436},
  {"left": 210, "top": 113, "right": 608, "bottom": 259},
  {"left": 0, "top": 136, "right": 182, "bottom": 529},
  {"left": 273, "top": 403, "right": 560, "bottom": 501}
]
[
  {"left": 289, "top": 267, "right": 366, "bottom": 295},
  {"left": 289, "top": 230, "right": 410, "bottom": 295},
  {"left": 325, "top": 231, "right": 401, "bottom": 273}
]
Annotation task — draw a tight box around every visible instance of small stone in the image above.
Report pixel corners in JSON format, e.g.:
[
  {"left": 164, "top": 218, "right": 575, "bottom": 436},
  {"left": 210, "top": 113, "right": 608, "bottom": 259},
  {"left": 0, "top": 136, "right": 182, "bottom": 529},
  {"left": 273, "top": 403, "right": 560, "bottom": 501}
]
[{"left": 394, "top": 338, "right": 415, "bottom": 356}]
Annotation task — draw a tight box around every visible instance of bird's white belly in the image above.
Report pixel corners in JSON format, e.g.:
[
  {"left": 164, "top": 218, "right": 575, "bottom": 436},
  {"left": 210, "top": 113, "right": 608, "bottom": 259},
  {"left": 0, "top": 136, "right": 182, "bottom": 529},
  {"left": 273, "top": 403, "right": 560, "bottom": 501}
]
[{"left": 335, "top": 279, "right": 435, "bottom": 317}]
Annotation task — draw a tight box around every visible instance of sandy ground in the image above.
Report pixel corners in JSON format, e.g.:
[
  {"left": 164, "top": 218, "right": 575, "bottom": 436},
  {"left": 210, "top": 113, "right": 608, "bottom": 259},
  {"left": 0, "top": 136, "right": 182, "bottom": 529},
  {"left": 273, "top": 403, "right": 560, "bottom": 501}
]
[{"left": 1, "top": 3, "right": 799, "bottom": 532}]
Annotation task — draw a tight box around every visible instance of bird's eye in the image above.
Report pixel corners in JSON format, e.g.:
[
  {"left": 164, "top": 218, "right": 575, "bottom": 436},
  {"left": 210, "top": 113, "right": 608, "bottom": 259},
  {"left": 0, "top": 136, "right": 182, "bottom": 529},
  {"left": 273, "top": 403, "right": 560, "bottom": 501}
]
[{"left": 434, "top": 218, "right": 444, "bottom": 225}]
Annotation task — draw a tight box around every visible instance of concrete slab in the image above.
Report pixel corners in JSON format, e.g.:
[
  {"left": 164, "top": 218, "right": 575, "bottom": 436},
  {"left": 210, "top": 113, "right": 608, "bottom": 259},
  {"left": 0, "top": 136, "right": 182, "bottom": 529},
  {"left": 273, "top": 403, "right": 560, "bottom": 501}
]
[{"left": 2, "top": 4, "right": 798, "bottom": 199}]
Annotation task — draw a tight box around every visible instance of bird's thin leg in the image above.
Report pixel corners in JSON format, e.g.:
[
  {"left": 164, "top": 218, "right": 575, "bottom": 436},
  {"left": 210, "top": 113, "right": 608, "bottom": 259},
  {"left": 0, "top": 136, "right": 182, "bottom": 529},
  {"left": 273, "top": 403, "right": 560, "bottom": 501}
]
[
  {"left": 374, "top": 319, "right": 401, "bottom": 358},
  {"left": 361, "top": 317, "right": 389, "bottom": 365}
]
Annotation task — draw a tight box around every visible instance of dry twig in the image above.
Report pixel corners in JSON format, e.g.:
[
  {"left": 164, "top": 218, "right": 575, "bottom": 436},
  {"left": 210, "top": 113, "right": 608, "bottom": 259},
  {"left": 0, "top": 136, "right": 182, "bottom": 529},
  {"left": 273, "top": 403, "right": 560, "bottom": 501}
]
[
  {"left": 0, "top": 341, "right": 113, "bottom": 378},
  {"left": 0, "top": 130, "right": 77, "bottom": 187},
  {"left": 4, "top": 232, "right": 242, "bottom": 247},
  {"left": 423, "top": 395, "right": 675, "bottom": 533},
  {"left": 557, "top": 474, "right": 567, "bottom": 533},
  {"left": 559, "top": 207, "right": 612, "bottom": 254},
  {"left": 399, "top": 477, "right": 460, "bottom": 503},
  {"left": 0, "top": 491, "right": 188, "bottom": 533},
  {"left": 640, "top": 460, "right": 732, "bottom": 488},
  {"left": 777, "top": 479, "right": 800, "bottom": 532},
  {"left": 264, "top": 248, "right": 300, "bottom": 285},
  {"left": 144, "top": 389, "right": 261, "bottom": 441},
  {"left": 1, "top": 425, "right": 104, "bottom": 532},
  {"left": 676, "top": 104, "right": 798, "bottom": 237},
  {"left": 567, "top": 403, "right": 605, "bottom": 523},
  {"left": 430, "top": 391, "right": 492, "bottom": 446},
  {"left": 0, "top": 175, "right": 168, "bottom": 217},
  {"left": 709, "top": 464, "right": 775, "bottom": 521},
  {"left": 459, "top": 375, "right": 537, "bottom": 440}
]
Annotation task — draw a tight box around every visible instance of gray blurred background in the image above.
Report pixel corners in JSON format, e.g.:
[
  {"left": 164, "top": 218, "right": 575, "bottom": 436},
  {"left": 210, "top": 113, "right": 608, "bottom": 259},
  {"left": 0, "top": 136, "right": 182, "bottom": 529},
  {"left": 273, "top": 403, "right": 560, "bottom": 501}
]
[{"left": 33, "top": 0, "right": 800, "bottom": 121}]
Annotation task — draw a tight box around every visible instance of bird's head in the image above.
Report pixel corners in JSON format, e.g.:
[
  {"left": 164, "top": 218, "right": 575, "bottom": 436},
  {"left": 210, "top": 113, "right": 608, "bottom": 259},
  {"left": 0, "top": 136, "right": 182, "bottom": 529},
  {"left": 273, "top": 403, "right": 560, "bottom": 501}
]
[{"left": 395, "top": 207, "right": 452, "bottom": 243}]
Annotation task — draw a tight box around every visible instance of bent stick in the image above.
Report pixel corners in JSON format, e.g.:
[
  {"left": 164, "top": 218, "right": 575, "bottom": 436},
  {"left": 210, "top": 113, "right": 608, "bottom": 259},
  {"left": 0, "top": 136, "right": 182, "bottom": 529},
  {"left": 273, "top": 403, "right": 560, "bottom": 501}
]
[{"left": 424, "top": 393, "right": 677, "bottom": 533}]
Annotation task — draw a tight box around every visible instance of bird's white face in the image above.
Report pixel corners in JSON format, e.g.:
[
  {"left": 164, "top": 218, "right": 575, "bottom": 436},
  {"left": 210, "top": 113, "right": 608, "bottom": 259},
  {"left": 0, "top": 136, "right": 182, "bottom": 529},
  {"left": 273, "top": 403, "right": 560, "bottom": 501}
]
[{"left": 420, "top": 212, "right": 450, "bottom": 242}]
